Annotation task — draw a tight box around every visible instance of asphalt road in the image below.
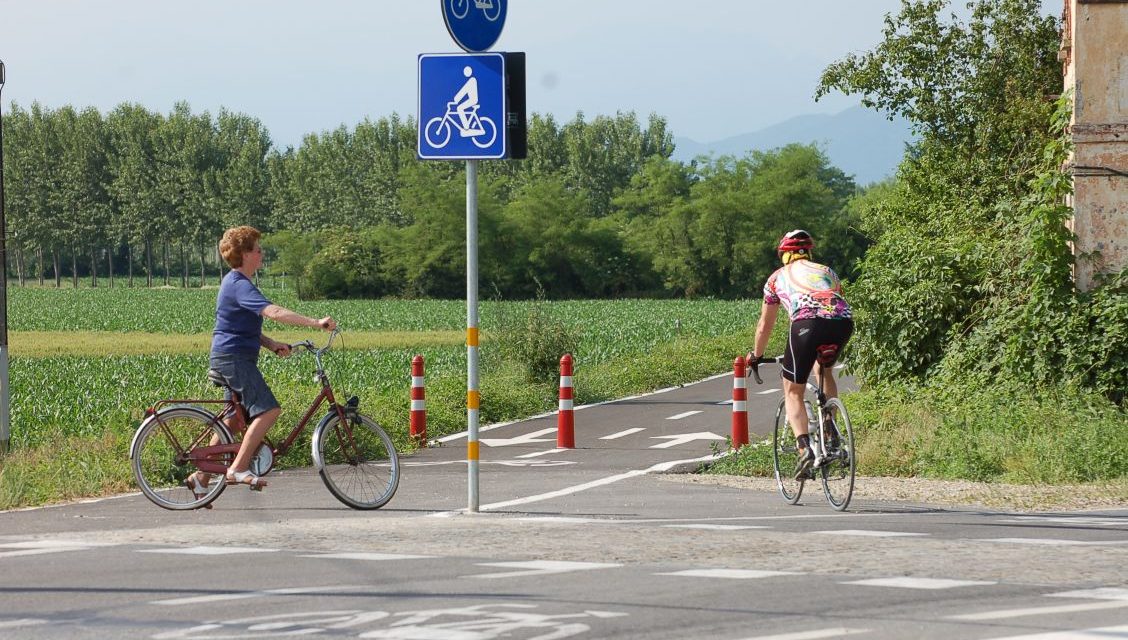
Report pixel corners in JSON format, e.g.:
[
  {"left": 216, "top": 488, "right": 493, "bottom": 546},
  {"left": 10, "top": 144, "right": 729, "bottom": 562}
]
[{"left": 1, "top": 366, "right": 1126, "bottom": 640}]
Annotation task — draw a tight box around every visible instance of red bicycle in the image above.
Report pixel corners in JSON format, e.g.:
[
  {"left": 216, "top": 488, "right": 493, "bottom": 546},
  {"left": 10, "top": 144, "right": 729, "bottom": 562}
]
[{"left": 129, "top": 329, "right": 400, "bottom": 510}]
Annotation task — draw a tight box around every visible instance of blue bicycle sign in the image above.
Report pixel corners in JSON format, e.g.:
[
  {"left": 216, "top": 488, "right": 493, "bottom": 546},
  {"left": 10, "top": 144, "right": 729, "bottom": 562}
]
[
  {"left": 418, "top": 53, "right": 507, "bottom": 160},
  {"left": 442, "top": 0, "right": 506, "bottom": 52}
]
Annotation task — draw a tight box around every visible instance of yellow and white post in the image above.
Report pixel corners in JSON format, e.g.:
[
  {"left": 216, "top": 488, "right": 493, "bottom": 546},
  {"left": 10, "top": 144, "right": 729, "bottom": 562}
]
[{"left": 466, "top": 159, "right": 480, "bottom": 512}]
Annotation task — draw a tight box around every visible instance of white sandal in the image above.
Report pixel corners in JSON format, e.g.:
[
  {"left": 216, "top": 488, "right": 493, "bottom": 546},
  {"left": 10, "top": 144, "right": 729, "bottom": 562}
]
[
  {"left": 225, "top": 469, "right": 268, "bottom": 491},
  {"left": 184, "top": 473, "right": 214, "bottom": 509}
]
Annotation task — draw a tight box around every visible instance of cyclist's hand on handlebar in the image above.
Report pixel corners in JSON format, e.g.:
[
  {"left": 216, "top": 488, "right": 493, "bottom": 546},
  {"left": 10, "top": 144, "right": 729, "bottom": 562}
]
[
  {"left": 318, "top": 316, "right": 336, "bottom": 331},
  {"left": 272, "top": 343, "right": 292, "bottom": 358}
]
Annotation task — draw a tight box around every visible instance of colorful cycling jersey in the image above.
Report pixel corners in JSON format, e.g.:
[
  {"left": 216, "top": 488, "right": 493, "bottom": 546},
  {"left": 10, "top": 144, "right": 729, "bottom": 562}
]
[{"left": 763, "top": 259, "right": 852, "bottom": 321}]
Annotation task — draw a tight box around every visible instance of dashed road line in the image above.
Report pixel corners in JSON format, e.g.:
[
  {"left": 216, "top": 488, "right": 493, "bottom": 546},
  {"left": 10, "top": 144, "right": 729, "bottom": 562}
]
[
  {"left": 843, "top": 577, "right": 995, "bottom": 590},
  {"left": 813, "top": 529, "right": 927, "bottom": 538},
  {"left": 656, "top": 569, "right": 800, "bottom": 580},
  {"left": 467, "top": 560, "right": 621, "bottom": 580},
  {"left": 151, "top": 585, "right": 367, "bottom": 606},
  {"left": 138, "top": 546, "right": 277, "bottom": 556},
  {"left": 298, "top": 552, "right": 435, "bottom": 561},
  {"left": 666, "top": 410, "right": 703, "bottom": 420},
  {"left": 949, "top": 599, "right": 1128, "bottom": 621},
  {"left": 600, "top": 428, "right": 646, "bottom": 440}
]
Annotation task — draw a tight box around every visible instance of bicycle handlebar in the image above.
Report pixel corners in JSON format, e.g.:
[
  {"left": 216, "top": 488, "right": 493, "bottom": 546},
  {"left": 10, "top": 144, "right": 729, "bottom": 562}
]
[
  {"left": 290, "top": 327, "right": 341, "bottom": 355},
  {"left": 747, "top": 355, "right": 777, "bottom": 385}
]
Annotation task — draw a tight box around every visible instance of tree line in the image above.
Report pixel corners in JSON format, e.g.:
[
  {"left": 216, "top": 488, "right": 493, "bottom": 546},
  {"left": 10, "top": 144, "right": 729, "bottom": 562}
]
[{"left": 0, "top": 100, "right": 867, "bottom": 298}]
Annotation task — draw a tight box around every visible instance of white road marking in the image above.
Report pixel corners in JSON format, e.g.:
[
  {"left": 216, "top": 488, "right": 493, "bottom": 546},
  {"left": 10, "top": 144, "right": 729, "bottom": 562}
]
[
  {"left": 138, "top": 546, "right": 277, "bottom": 556},
  {"left": 480, "top": 427, "right": 557, "bottom": 448},
  {"left": 662, "top": 524, "right": 769, "bottom": 531},
  {"left": 717, "top": 399, "right": 734, "bottom": 405},
  {"left": 298, "top": 553, "right": 434, "bottom": 561},
  {"left": 950, "top": 600, "right": 1128, "bottom": 621},
  {"left": 468, "top": 560, "right": 620, "bottom": 580},
  {"left": 983, "top": 625, "right": 1128, "bottom": 639},
  {"left": 1003, "top": 516, "right": 1128, "bottom": 527},
  {"left": 649, "top": 432, "right": 726, "bottom": 449},
  {"left": 976, "top": 538, "right": 1128, "bottom": 546},
  {"left": 600, "top": 428, "right": 646, "bottom": 440},
  {"left": 814, "top": 529, "right": 927, "bottom": 537},
  {"left": 734, "top": 628, "right": 868, "bottom": 640},
  {"left": 515, "top": 448, "right": 567, "bottom": 459},
  {"left": 434, "top": 370, "right": 732, "bottom": 444},
  {"left": 152, "top": 585, "right": 366, "bottom": 606},
  {"left": 516, "top": 516, "right": 607, "bottom": 524},
  {"left": 0, "top": 540, "right": 116, "bottom": 558},
  {"left": 1049, "top": 588, "right": 1128, "bottom": 601},
  {"left": 757, "top": 388, "right": 782, "bottom": 395},
  {"left": 473, "top": 452, "right": 726, "bottom": 512},
  {"left": 844, "top": 577, "right": 995, "bottom": 589},
  {"left": 666, "top": 410, "right": 702, "bottom": 420},
  {"left": 657, "top": 569, "right": 800, "bottom": 579}
]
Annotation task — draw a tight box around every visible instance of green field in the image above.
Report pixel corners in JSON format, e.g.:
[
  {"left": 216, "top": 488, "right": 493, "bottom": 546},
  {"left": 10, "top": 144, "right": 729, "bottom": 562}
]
[{"left": 0, "top": 287, "right": 768, "bottom": 508}]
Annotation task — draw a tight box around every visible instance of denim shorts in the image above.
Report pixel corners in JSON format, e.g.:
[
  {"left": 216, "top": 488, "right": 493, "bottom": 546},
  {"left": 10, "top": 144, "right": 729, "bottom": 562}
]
[{"left": 209, "top": 352, "right": 280, "bottom": 420}]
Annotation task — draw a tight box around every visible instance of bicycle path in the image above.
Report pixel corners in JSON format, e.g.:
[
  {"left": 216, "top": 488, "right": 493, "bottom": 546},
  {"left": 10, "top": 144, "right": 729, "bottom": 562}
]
[{"left": 2, "top": 366, "right": 1127, "bottom": 639}]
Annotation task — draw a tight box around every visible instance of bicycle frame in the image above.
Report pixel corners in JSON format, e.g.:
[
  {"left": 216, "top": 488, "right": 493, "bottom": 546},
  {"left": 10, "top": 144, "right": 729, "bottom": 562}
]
[{"left": 144, "top": 337, "right": 352, "bottom": 477}]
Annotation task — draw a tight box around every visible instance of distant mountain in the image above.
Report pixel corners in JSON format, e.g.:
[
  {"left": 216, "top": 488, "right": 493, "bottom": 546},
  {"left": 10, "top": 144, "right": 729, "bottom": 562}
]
[{"left": 671, "top": 105, "right": 914, "bottom": 186}]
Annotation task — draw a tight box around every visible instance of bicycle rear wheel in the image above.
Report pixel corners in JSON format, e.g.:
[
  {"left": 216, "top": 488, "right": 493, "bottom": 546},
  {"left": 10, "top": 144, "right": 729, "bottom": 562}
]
[
  {"left": 313, "top": 412, "right": 400, "bottom": 510},
  {"left": 131, "top": 406, "right": 232, "bottom": 510},
  {"left": 772, "top": 398, "right": 805, "bottom": 504},
  {"left": 819, "top": 397, "right": 855, "bottom": 511}
]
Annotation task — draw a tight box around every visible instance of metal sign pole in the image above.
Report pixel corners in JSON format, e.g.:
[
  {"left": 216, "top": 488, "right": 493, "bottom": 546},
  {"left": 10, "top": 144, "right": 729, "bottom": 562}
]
[{"left": 466, "top": 159, "right": 480, "bottom": 512}]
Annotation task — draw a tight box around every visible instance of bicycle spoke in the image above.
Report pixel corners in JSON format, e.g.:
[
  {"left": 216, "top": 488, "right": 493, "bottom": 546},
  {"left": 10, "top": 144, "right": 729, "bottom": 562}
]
[
  {"left": 132, "top": 407, "right": 230, "bottom": 510},
  {"left": 315, "top": 414, "right": 400, "bottom": 510},
  {"left": 820, "top": 398, "right": 855, "bottom": 511}
]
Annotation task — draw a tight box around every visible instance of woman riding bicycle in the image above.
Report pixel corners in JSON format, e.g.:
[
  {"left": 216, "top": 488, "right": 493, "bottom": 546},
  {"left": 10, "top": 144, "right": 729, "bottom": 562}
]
[
  {"left": 750, "top": 230, "right": 853, "bottom": 479},
  {"left": 188, "top": 226, "right": 335, "bottom": 494}
]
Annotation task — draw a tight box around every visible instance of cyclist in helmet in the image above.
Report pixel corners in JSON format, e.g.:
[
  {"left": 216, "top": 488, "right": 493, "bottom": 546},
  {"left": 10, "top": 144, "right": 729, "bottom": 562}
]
[{"left": 750, "top": 229, "right": 853, "bottom": 479}]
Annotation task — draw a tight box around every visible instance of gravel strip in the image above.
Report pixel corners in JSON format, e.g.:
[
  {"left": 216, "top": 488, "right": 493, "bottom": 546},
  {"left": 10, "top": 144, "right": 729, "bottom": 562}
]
[{"left": 673, "top": 473, "right": 1128, "bottom": 512}]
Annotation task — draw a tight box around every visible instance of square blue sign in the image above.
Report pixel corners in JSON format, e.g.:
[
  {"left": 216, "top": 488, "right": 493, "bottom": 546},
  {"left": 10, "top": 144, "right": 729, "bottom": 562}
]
[{"left": 418, "top": 52, "right": 507, "bottom": 160}]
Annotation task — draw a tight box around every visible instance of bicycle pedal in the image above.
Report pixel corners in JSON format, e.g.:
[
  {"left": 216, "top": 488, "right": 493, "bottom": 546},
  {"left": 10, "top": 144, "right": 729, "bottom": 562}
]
[{"left": 249, "top": 485, "right": 263, "bottom": 492}]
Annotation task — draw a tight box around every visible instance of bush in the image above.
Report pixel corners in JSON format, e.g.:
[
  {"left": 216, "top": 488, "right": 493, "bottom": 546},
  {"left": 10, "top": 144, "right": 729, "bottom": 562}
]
[
  {"left": 303, "top": 233, "right": 387, "bottom": 299},
  {"left": 494, "top": 295, "right": 581, "bottom": 385}
]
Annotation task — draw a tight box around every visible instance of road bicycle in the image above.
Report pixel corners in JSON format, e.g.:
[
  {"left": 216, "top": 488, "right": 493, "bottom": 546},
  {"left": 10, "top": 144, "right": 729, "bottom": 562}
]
[
  {"left": 748, "top": 349, "right": 855, "bottom": 511},
  {"left": 129, "top": 328, "right": 400, "bottom": 511}
]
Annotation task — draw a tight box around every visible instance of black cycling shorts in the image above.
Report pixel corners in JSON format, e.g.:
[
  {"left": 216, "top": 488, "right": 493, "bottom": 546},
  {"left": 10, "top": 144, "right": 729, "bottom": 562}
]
[{"left": 781, "top": 317, "right": 854, "bottom": 384}]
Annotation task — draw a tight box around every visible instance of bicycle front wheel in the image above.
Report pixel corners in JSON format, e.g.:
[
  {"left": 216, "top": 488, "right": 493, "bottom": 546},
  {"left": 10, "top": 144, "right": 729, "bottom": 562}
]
[
  {"left": 131, "top": 406, "right": 232, "bottom": 510},
  {"left": 313, "top": 412, "right": 400, "bottom": 510},
  {"left": 772, "top": 398, "right": 805, "bottom": 504},
  {"left": 819, "top": 397, "right": 856, "bottom": 511}
]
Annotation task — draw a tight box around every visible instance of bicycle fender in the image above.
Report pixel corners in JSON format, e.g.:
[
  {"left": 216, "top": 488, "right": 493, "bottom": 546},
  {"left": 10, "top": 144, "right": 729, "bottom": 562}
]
[
  {"left": 310, "top": 412, "right": 339, "bottom": 473},
  {"left": 128, "top": 405, "right": 222, "bottom": 460}
]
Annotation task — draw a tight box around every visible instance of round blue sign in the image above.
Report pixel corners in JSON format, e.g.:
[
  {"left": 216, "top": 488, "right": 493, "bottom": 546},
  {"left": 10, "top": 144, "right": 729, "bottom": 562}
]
[{"left": 442, "top": 0, "right": 506, "bottom": 52}]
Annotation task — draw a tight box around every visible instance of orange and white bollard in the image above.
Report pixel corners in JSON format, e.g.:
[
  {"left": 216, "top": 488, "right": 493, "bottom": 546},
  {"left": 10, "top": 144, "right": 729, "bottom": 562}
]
[
  {"left": 410, "top": 355, "right": 427, "bottom": 446},
  {"left": 732, "top": 356, "right": 749, "bottom": 448},
  {"left": 557, "top": 353, "right": 575, "bottom": 448}
]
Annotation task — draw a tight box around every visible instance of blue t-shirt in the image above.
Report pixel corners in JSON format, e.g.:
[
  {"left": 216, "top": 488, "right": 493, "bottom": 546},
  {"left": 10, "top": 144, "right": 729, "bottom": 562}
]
[{"left": 211, "top": 271, "right": 272, "bottom": 356}]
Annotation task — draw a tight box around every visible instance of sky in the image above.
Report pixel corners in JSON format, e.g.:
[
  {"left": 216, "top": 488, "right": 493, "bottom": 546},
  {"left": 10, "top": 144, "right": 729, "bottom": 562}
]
[{"left": 0, "top": 0, "right": 1063, "bottom": 150}]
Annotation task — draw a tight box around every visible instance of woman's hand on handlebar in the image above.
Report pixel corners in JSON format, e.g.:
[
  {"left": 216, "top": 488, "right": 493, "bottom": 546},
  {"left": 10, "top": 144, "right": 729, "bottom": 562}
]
[{"left": 318, "top": 316, "right": 336, "bottom": 331}]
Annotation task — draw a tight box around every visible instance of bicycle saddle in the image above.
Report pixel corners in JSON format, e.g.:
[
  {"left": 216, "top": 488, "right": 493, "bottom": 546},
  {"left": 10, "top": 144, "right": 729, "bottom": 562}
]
[
  {"left": 206, "top": 369, "right": 231, "bottom": 388},
  {"left": 815, "top": 344, "right": 840, "bottom": 367}
]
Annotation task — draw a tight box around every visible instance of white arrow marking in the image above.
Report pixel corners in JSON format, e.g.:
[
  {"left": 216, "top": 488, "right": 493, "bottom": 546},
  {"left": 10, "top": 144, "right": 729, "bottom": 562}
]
[
  {"left": 468, "top": 560, "right": 620, "bottom": 580},
  {"left": 480, "top": 427, "right": 557, "bottom": 447},
  {"left": 666, "top": 410, "right": 702, "bottom": 420},
  {"left": 649, "top": 432, "right": 727, "bottom": 449}
]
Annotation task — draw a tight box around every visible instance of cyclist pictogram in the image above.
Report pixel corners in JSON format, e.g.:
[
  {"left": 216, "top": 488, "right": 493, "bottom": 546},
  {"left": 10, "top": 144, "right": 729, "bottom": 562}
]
[{"left": 448, "top": 0, "right": 502, "bottom": 22}]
